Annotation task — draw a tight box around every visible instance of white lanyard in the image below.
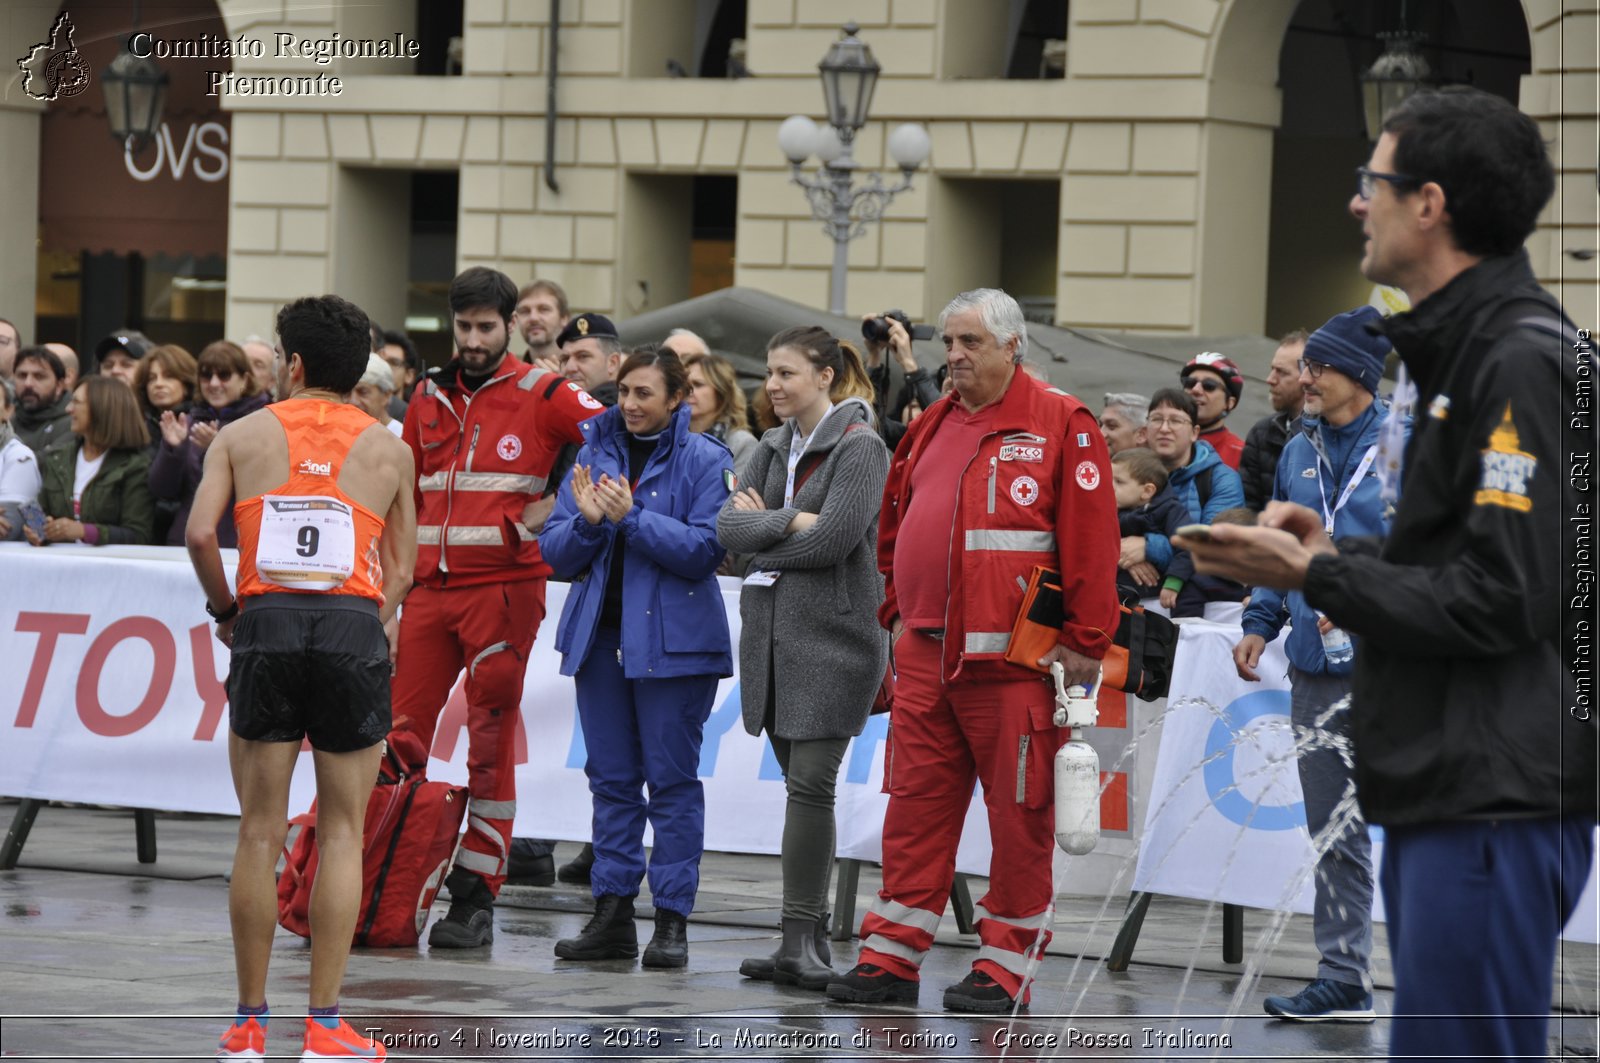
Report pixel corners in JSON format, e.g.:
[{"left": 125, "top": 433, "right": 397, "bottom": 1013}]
[
  {"left": 1377, "top": 365, "right": 1415, "bottom": 503},
  {"left": 783, "top": 405, "right": 833, "bottom": 506},
  {"left": 1314, "top": 444, "right": 1379, "bottom": 535}
]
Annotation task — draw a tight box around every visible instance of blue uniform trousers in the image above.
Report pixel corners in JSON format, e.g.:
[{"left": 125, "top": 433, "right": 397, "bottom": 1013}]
[
  {"left": 574, "top": 626, "right": 718, "bottom": 917},
  {"left": 1382, "top": 815, "right": 1594, "bottom": 1060}
]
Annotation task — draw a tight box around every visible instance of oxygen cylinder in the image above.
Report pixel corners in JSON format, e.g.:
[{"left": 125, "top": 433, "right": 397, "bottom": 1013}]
[{"left": 1050, "top": 665, "right": 1102, "bottom": 856}]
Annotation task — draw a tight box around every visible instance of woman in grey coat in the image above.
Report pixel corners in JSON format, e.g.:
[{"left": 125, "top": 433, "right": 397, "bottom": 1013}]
[{"left": 717, "top": 325, "right": 890, "bottom": 991}]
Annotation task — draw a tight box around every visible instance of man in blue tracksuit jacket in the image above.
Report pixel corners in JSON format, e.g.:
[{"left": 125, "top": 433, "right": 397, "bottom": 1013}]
[
  {"left": 1234, "top": 306, "right": 1400, "bottom": 1022},
  {"left": 538, "top": 362, "right": 733, "bottom": 970}
]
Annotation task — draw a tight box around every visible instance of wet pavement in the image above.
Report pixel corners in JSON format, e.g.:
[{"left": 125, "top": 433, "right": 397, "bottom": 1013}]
[{"left": 1, "top": 802, "right": 1595, "bottom": 1060}]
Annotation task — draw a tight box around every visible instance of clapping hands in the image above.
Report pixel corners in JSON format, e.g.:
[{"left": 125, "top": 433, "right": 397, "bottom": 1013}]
[{"left": 571, "top": 464, "right": 635, "bottom": 525}]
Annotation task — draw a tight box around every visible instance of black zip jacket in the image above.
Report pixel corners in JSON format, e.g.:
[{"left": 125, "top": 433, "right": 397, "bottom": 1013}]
[
  {"left": 1239, "top": 409, "right": 1303, "bottom": 512},
  {"left": 1303, "top": 251, "right": 1597, "bottom": 826}
]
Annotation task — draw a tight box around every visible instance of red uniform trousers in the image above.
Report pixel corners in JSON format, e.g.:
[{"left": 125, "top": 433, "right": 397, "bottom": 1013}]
[
  {"left": 390, "top": 578, "right": 545, "bottom": 898},
  {"left": 857, "top": 629, "right": 1063, "bottom": 999}
]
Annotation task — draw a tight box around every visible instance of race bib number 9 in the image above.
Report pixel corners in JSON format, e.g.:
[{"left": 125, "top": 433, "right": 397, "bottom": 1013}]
[{"left": 257, "top": 495, "right": 357, "bottom": 590}]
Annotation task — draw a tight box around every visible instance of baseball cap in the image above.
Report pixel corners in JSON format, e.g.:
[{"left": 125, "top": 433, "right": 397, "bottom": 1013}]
[{"left": 95, "top": 330, "right": 154, "bottom": 362}]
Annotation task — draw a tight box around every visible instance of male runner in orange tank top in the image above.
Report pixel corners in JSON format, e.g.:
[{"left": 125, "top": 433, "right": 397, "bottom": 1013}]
[{"left": 187, "top": 294, "right": 416, "bottom": 1062}]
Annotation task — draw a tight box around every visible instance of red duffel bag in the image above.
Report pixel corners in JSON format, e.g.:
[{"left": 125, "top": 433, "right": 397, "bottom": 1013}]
[{"left": 277, "top": 730, "right": 467, "bottom": 947}]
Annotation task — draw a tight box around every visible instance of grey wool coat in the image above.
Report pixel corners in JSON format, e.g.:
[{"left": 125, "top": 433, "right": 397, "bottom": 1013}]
[{"left": 716, "top": 396, "right": 890, "bottom": 741}]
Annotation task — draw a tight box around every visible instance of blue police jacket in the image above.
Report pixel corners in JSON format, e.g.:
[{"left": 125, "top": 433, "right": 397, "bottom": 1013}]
[
  {"left": 1241, "top": 399, "right": 1396, "bottom": 676},
  {"left": 1144, "top": 439, "right": 1246, "bottom": 572},
  {"left": 541, "top": 403, "right": 734, "bottom": 679}
]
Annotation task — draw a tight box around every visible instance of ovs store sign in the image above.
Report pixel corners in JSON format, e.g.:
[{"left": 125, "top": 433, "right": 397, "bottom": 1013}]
[{"left": 124, "top": 121, "right": 229, "bottom": 183}]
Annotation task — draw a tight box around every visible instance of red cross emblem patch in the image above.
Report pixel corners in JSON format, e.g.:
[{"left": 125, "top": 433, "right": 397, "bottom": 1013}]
[{"left": 1010, "top": 475, "right": 1039, "bottom": 506}]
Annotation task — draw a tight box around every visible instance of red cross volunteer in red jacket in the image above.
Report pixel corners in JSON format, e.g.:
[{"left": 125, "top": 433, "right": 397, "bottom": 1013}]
[
  {"left": 395, "top": 267, "right": 601, "bottom": 949},
  {"left": 826, "top": 288, "right": 1120, "bottom": 1015}
]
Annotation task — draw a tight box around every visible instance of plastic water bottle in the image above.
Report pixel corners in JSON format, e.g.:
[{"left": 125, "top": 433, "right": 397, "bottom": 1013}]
[{"left": 1319, "top": 613, "right": 1354, "bottom": 665}]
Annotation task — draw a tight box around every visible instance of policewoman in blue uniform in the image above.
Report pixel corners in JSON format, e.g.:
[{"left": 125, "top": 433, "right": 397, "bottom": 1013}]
[{"left": 539, "top": 344, "right": 733, "bottom": 970}]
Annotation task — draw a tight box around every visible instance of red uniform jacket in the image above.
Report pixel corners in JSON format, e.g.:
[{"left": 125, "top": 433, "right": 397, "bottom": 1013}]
[
  {"left": 1201, "top": 423, "right": 1244, "bottom": 470},
  {"left": 878, "top": 370, "right": 1120, "bottom": 682},
  {"left": 403, "top": 357, "right": 597, "bottom": 588}
]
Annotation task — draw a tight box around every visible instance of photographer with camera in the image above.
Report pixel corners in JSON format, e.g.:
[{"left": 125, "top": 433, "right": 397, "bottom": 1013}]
[{"left": 860, "top": 310, "right": 942, "bottom": 448}]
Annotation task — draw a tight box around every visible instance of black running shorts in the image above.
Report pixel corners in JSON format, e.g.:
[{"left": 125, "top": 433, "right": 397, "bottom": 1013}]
[{"left": 227, "top": 593, "right": 391, "bottom": 753}]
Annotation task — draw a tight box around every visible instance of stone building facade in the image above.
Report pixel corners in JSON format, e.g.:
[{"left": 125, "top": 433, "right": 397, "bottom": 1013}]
[{"left": 1, "top": 0, "right": 1593, "bottom": 348}]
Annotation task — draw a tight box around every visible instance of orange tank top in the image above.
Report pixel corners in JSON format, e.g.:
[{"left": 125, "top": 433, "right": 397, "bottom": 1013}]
[{"left": 234, "top": 400, "right": 387, "bottom": 604}]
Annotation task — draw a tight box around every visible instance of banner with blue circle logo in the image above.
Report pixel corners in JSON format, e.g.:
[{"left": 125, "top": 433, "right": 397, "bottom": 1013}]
[{"left": 1132, "top": 622, "right": 1388, "bottom": 921}]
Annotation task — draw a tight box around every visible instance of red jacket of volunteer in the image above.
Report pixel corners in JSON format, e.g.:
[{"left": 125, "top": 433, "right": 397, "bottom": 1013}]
[
  {"left": 403, "top": 358, "right": 599, "bottom": 587},
  {"left": 877, "top": 371, "right": 1121, "bottom": 680}
]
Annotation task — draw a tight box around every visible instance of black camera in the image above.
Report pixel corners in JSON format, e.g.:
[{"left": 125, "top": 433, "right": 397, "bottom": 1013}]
[{"left": 862, "top": 309, "right": 935, "bottom": 344}]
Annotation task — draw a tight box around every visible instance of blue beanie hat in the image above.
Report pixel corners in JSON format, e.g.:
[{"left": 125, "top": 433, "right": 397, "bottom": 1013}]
[{"left": 1303, "top": 306, "right": 1390, "bottom": 395}]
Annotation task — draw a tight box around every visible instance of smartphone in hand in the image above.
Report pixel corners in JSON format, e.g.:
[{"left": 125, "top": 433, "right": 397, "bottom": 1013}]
[
  {"left": 1174, "top": 523, "right": 1213, "bottom": 543},
  {"left": 21, "top": 501, "right": 47, "bottom": 540}
]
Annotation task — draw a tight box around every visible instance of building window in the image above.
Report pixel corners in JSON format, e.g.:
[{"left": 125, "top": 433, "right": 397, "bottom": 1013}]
[
  {"left": 621, "top": 173, "right": 739, "bottom": 313},
  {"left": 926, "top": 177, "right": 1059, "bottom": 323},
  {"left": 627, "top": 0, "right": 749, "bottom": 78},
  {"left": 941, "top": 0, "right": 1068, "bottom": 81}
]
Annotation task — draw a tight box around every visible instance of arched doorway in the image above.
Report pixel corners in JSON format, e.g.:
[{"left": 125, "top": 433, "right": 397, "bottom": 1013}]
[
  {"left": 35, "top": 0, "right": 233, "bottom": 359},
  {"left": 1262, "top": 0, "right": 1531, "bottom": 336}
]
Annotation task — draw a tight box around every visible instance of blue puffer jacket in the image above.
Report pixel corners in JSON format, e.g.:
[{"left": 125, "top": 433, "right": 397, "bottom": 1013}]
[
  {"left": 541, "top": 403, "right": 734, "bottom": 679},
  {"left": 1241, "top": 400, "right": 1396, "bottom": 676},
  {"left": 1144, "top": 440, "right": 1245, "bottom": 571}
]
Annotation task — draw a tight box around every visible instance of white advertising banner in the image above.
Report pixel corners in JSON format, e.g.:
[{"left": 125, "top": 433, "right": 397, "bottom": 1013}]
[
  {"left": 1134, "top": 621, "right": 1598, "bottom": 944},
  {"left": 0, "top": 545, "right": 994, "bottom": 877}
]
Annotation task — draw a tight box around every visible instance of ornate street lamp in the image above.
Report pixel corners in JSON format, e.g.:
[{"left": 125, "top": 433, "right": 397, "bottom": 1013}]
[
  {"left": 779, "top": 23, "right": 931, "bottom": 315},
  {"left": 1361, "top": 31, "right": 1431, "bottom": 143},
  {"left": 103, "top": 41, "right": 168, "bottom": 154}
]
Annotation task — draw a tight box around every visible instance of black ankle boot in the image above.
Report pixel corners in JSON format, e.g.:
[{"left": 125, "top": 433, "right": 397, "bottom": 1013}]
[
  {"left": 641, "top": 909, "right": 689, "bottom": 969},
  {"left": 814, "top": 912, "right": 833, "bottom": 966},
  {"left": 740, "top": 912, "right": 832, "bottom": 980},
  {"left": 553, "top": 895, "right": 638, "bottom": 960},
  {"left": 739, "top": 944, "right": 781, "bottom": 981},
  {"left": 557, "top": 843, "right": 594, "bottom": 884},
  {"left": 428, "top": 867, "right": 494, "bottom": 948},
  {"left": 772, "top": 916, "right": 834, "bottom": 990}
]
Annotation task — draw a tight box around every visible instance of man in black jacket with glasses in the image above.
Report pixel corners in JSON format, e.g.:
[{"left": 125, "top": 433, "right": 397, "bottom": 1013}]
[{"left": 1181, "top": 87, "right": 1596, "bottom": 1061}]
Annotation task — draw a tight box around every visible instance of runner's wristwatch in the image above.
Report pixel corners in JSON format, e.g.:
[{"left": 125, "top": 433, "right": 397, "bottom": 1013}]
[{"left": 206, "top": 599, "right": 240, "bottom": 622}]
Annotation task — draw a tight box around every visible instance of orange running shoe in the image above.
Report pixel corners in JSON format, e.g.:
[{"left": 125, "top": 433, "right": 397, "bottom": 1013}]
[
  {"left": 214, "top": 1016, "right": 266, "bottom": 1060},
  {"left": 300, "top": 1017, "right": 388, "bottom": 1061}
]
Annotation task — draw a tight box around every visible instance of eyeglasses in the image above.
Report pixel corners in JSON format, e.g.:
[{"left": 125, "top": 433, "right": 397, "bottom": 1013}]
[
  {"left": 199, "top": 368, "right": 235, "bottom": 382},
  {"left": 1147, "top": 415, "right": 1193, "bottom": 429},
  {"left": 1181, "top": 376, "right": 1223, "bottom": 394},
  {"left": 1355, "top": 166, "right": 1419, "bottom": 200},
  {"left": 1297, "top": 359, "right": 1329, "bottom": 379}
]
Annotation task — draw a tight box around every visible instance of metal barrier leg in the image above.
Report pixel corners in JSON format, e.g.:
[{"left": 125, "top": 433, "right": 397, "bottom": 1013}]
[
  {"left": 950, "top": 873, "right": 976, "bottom": 934},
  {"left": 1, "top": 800, "right": 44, "bottom": 870},
  {"left": 134, "top": 809, "right": 158, "bottom": 864},
  {"left": 1106, "top": 890, "right": 1153, "bottom": 972},
  {"left": 1222, "top": 903, "right": 1243, "bottom": 964},
  {"left": 831, "top": 858, "right": 861, "bottom": 942}
]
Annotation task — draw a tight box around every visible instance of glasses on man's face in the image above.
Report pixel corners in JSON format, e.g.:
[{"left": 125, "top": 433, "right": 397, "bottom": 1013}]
[
  {"left": 200, "top": 368, "right": 235, "bottom": 383},
  {"left": 1355, "top": 166, "right": 1418, "bottom": 201},
  {"left": 1297, "top": 359, "right": 1328, "bottom": 380},
  {"left": 1147, "top": 414, "right": 1192, "bottom": 430}
]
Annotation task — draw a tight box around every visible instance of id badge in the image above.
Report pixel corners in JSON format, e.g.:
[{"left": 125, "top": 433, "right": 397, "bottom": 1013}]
[
  {"left": 256, "top": 495, "right": 357, "bottom": 590},
  {"left": 742, "top": 570, "right": 781, "bottom": 587}
]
